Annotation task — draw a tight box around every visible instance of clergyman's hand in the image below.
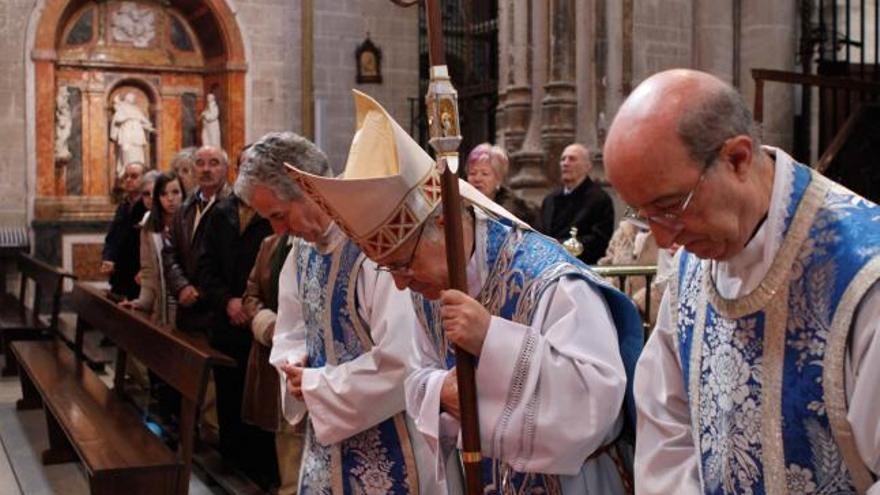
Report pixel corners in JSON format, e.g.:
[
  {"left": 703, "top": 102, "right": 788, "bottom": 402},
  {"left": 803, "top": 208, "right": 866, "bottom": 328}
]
[
  {"left": 440, "top": 367, "right": 460, "bottom": 420},
  {"left": 440, "top": 289, "right": 491, "bottom": 356},
  {"left": 279, "top": 356, "right": 308, "bottom": 401}
]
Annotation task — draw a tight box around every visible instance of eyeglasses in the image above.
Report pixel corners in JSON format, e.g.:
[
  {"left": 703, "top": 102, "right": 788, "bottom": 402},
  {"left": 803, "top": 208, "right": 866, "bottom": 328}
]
[
  {"left": 376, "top": 222, "right": 427, "bottom": 274},
  {"left": 623, "top": 164, "right": 710, "bottom": 231}
]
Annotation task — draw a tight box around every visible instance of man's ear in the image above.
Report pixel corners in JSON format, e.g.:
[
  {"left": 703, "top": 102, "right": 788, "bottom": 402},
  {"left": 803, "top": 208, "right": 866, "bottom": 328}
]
[{"left": 724, "top": 135, "right": 754, "bottom": 180}]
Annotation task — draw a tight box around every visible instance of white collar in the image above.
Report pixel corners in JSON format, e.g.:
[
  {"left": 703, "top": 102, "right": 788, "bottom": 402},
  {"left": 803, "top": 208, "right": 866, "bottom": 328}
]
[
  {"left": 712, "top": 146, "right": 796, "bottom": 299},
  {"left": 313, "top": 221, "right": 344, "bottom": 255}
]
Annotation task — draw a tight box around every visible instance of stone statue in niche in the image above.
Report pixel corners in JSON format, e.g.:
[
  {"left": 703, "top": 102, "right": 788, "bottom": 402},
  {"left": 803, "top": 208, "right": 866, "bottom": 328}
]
[
  {"left": 111, "top": 2, "right": 156, "bottom": 48},
  {"left": 110, "top": 92, "right": 154, "bottom": 177},
  {"left": 54, "top": 86, "right": 72, "bottom": 163},
  {"left": 200, "top": 93, "right": 221, "bottom": 148}
]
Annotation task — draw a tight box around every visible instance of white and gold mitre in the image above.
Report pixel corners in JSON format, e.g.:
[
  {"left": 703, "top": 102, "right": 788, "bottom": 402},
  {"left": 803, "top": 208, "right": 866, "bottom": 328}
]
[{"left": 285, "top": 89, "right": 527, "bottom": 260}]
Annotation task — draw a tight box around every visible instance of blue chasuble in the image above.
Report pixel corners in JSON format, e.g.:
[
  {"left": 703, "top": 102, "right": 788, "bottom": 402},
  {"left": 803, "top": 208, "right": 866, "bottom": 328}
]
[
  {"left": 293, "top": 237, "right": 420, "bottom": 494},
  {"left": 411, "top": 216, "right": 644, "bottom": 494},
  {"left": 675, "top": 163, "right": 880, "bottom": 494}
]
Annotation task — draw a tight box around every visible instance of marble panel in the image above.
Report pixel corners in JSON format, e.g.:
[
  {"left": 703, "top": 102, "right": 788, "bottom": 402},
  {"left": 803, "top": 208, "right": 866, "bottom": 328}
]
[
  {"left": 182, "top": 92, "right": 198, "bottom": 149},
  {"left": 65, "top": 86, "right": 84, "bottom": 196}
]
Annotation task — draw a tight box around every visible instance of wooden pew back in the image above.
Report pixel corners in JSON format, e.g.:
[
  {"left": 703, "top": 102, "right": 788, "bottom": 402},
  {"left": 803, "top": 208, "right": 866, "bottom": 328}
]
[
  {"left": 70, "top": 282, "right": 235, "bottom": 494},
  {"left": 17, "top": 253, "right": 75, "bottom": 331}
]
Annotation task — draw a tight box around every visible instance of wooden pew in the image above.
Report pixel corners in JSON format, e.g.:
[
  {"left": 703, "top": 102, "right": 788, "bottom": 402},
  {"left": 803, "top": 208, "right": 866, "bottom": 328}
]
[
  {"left": 12, "top": 282, "right": 235, "bottom": 494},
  {"left": 0, "top": 253, "right": 76, "bottom": 376}
]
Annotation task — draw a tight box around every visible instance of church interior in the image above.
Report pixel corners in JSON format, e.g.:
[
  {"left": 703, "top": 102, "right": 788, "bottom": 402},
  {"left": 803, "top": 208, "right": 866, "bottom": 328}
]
[{"left": 0, "top": 0, "right": 877, "bottom": 493}]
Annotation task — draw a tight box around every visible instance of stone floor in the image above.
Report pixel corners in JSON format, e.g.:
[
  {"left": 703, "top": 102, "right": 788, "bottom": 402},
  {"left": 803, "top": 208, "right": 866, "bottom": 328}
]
[{"left": 0, "top": 345, "right": 224, "bottom": 494}]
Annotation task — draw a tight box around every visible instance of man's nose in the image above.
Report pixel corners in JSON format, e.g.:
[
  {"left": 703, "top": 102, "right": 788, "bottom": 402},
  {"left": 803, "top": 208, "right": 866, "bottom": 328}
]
[{"left": 650, "top": 222, "right": 682, "bottom": 249}]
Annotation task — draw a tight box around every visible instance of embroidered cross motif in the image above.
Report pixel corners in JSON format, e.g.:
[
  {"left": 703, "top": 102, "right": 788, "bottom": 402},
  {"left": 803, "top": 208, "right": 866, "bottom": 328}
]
[
  {"left": 364, "top": 205, "right": 419, "bottom": 257},
  {"left": 421, "top": 170, "right": 442, "bottom": 204}
]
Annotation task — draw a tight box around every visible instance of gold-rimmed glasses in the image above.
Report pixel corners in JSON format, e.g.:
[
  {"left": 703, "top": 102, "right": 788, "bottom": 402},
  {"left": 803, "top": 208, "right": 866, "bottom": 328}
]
[{"left": 623, "top": 164, "right": 710, "bottom": 231}]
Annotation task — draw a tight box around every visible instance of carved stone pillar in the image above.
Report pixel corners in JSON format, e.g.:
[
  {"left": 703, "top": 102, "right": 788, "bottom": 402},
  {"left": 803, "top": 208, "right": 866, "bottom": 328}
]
[
  {"left": 509, "top": 149, "right": 548, "bottom": 204},
  {"left": 509, "top": 0, "right": 549, "bottom": 201},
  {"left": 541, "top": 0, "right": 577, "bottom": 186},
  {"left": 504, "top": 85, "right": 532, "bottom": 152},
  {"left": 497, "top": 0, "right": 532, "bottom": 154}
]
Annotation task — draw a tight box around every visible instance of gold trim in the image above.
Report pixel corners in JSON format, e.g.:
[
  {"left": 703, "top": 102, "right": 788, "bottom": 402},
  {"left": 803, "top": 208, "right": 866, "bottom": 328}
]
[
  {"left": 706, "top": 171, "right": 828, "bottom": 319},
  {"left": 393, "top": 414, "right": 421, "bottom": 494},
  {"left": 460, "top": 451, "right": 482, "bottom": 463},
  {"left": 823, "top": 256, "right": 880, "bottom": 494},
  {"left": 761, "top": 284, "right": 789, "bottom": 495},
  {"left": 320, "top": 249, "right": 345, "bottom": 494},
  {"left": 345, "top": 252, "right": 374, "bottom": 352},
  {"left": 687, "top": 259, "right": 708, "bottom": 487}
]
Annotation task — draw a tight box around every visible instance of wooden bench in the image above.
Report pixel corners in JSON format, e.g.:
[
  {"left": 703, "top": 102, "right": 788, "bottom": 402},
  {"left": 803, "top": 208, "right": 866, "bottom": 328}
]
[
  {"left": 12, "top": 282, "right": 235, "bottom": 495},
  {"left": 0, "top": 253, "right": 76, "bottom": 376}
]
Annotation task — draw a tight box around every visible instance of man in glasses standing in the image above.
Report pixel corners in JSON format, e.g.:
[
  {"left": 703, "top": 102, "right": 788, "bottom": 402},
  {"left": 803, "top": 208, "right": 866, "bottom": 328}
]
[
  {"left": 604, "top": 69, "right": 880, "bottom": 494},
  {"left": 234, "top": 132, "right": 443, "bottom": 494}
]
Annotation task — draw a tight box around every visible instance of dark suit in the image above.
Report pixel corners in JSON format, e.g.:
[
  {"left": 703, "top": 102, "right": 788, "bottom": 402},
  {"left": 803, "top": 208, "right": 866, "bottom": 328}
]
[
  {"left": 540, "top": 177, "right": 614, "bottom": 264},
  {"left": 162, "top": 183, "right": 230, "bottom": 335},
  {"left": 197, "top": 194, "right": 275, "bottom": 485},
  {"left": 102, "top": 197, "right": 147, "bottom": 299}
]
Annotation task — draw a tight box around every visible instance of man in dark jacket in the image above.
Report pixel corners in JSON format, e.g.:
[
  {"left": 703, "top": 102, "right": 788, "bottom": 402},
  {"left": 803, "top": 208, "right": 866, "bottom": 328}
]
[
  {"left": 540, "top": 143, "right": 614, "bottom": 264},
  {"left": 102, "top": 162, "right": 147, "bottom": 300},
  {"left": 162, "top": 145, "right": 231, "bottom": 334},
  {"left": 197, "top": 192, "right": 275, "bottom": 487}
]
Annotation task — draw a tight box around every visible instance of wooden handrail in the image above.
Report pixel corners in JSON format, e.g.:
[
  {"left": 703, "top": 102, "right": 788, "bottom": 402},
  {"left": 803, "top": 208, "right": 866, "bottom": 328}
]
[
  {"left": 751, "top": 69, "right": 880, "bottom": 123},
  {"left": 814, "top": 104, "right": 871, "bottom": 174},
  {"left": 591, "top": 265, "right": 658, "bottom": 278},
  {"left": 592, "top": 265, "right": 659, "bottom": 333}
]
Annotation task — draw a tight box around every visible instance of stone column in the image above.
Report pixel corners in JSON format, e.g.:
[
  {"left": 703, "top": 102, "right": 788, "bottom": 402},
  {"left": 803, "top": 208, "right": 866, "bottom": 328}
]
[
  {"left": 740, "top": 0, "right": 796, "bottom": 150},
  {"left": 509, "top": 0, "right": 550, "bottom": 203},
  {"left": 500, "top": 0, "right": 533, "bottom": 154},
  {"left": 541, "top": 0, "right": 577, "bottom": 186},
  {"left": 693, "top": 0, "right": 735, "bottom": 83}
]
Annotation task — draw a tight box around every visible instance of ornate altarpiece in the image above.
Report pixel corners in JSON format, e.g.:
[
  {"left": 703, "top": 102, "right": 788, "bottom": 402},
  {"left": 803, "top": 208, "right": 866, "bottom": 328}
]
[{"left": 30, "top": 0, "right": 246, "bottom": 280}]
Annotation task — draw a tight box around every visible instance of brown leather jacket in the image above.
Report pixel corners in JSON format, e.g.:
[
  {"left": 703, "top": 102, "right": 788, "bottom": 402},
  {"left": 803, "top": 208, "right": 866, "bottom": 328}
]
[{"left": 241, "top": 234, "right": 289, "bottom": 431}]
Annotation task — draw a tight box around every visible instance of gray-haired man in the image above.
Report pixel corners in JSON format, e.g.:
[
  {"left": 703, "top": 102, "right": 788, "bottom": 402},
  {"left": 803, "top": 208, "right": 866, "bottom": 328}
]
[{"left": 235, "top": 132, "right": 444, "bottom": 494}]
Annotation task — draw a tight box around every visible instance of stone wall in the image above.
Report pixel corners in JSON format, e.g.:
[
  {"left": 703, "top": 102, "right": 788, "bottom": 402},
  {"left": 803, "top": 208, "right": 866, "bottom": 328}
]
[
  {"left": 632, "top": 0, "right": 693, "bottom": 85},
  {"left": 0, "top": 0, "right": 33, "bottom": 226},
  {"left": 236, "top": 0, "right": 301, "bottom": 142},
  {"left": 313, "top": 0, "right": 418, "bottom": 172}
]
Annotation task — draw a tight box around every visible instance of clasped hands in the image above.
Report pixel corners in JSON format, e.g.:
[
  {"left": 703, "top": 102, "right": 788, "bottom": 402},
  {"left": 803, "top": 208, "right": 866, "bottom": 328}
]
[{"left": 280, "top": 357, "right": 308, "bottom": 401}]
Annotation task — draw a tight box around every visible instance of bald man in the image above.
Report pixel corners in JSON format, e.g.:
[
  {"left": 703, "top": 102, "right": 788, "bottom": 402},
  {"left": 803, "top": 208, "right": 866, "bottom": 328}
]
[
  {"left": 604, "top": 69, "right": 880, "bottom": 494},
  {"left": 102, "top": 162, "right": 147, "bottom": 300},
  {"left": 540, "top": 143, "right": 614, "bottom": 264}
]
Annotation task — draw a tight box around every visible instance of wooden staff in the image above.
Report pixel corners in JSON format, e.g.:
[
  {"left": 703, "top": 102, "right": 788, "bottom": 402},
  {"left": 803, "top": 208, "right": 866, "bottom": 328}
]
[{"left": 422, "top": 1, "right": 483, "bottom": 493}]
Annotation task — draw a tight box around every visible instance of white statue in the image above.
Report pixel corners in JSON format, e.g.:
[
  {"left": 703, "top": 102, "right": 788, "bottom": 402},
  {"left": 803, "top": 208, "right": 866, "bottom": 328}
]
[
  {"left": 111, "top": 2, "right": 156, "bottom": 48},
  {"left": 110, "top": 92, "right": 155, "bottom": 177},
  {"left": 200, "top": 93, "right": 221, "bottom": 148},
  {"left": 54, "top": 86, "right": 72, "bottom": 163}
]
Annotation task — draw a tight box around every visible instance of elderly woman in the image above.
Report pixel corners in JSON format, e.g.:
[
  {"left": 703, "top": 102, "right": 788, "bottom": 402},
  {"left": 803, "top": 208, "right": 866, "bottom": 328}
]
[
  {"left": 169, "top": 146, "right": 198, "bottom": 194},
  {"left": 465, "top": 142, "right": 539, "bottom": 227}
]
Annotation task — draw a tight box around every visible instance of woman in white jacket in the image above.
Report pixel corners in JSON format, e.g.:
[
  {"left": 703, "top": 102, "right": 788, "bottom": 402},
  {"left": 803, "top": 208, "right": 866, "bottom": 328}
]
[{"left": 122, "top": 171, "right": 185, "bottom": 326}]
